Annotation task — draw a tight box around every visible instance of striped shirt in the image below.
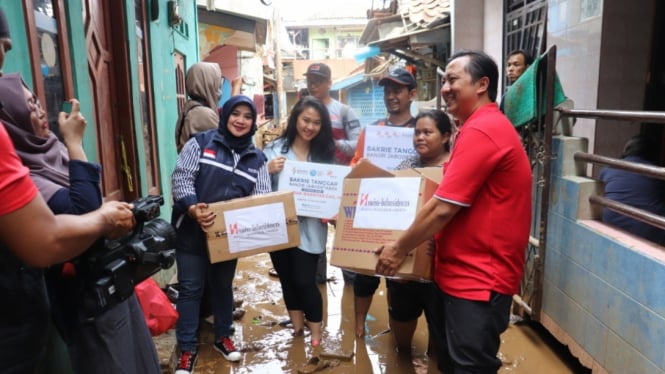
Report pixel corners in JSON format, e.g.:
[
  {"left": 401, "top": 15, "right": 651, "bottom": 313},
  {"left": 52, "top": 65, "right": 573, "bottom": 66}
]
[{"left": 172, "top": 137, "right": 271, "bottom": 201}]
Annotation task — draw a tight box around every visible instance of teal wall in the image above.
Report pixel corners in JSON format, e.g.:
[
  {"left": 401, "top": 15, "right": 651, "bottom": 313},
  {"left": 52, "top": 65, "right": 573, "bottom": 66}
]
[
  {"left": 65, "top": 1, "right": 97, "bottom": 159},
  {"left": 2, "top": 6, "right": 32, "bottom": 84},
  {"left": 544, "top": 136, "right": 665, "bottom": 373},
  {"left": 3, "top": 3, "right": 98, "bottom": 162},
  {"left": 3, "top": 1, "right": 199, "bottom": 212},
  {"left": 1, "top": 2, "right": 200, "bottom": 286},
  {"left": 147, "top": 0, "right": 200, "bottom": 214}
]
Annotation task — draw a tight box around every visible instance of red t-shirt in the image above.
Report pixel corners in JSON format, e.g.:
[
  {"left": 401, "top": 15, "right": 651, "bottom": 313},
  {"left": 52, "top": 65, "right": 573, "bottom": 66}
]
[
  {"left": 433, "top": 103, "right": 531, "bottom": 301},
  {"left": 0, "top": 124, "right": 38, "bottom": 215}
]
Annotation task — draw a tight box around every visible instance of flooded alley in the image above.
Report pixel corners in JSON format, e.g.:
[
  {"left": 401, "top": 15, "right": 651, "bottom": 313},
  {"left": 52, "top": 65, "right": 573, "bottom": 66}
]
[{"left": 183, "top": 233, "right": 590, "bottom": 374}]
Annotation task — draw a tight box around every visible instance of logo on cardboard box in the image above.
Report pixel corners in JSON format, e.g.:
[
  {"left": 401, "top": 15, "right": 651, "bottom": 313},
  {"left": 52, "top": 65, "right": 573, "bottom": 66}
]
[
  {"left": 223, "top": 202, "right": 289, "bottom": 253},
  {"left": 358, "top": 193, "right": 411, "bottom": 209},
  {"left": 353, "top": 178, "right": 420, "bottom": 231},
  {"left": 227, "top": 221, "right": 283, "bottom": 236}
]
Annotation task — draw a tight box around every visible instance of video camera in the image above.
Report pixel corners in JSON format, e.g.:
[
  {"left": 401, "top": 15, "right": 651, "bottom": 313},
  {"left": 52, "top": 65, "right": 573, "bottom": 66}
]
[{"left": 80, "top": 195, "right": 176, "bottom": 317}]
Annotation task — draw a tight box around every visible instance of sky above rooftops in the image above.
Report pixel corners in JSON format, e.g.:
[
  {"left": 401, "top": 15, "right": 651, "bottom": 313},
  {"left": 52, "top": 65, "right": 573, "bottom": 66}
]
[{"left": 276, "top": 0, "right": 377, "bottom": 22}]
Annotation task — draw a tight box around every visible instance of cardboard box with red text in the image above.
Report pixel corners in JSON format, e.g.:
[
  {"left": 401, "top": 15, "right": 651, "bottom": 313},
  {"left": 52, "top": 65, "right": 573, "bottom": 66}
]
[
  {"left": 205, "top": 191, "right": 300, "bottom": 263},
  {"left": 330, "top": 161, "right": 441, "bottom": 281}
]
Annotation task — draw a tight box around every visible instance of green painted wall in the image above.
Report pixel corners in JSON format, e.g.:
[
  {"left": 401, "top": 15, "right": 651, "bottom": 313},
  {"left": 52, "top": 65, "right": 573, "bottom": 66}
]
[
  {"left": 1, "top": 1, "right": 199, "bottom": 286},
  {"left": 64, "top": 1, "right": 98, "bottom": 161},
  {"left": 2, "top": 6, "right": 32, "bottom": 85},
  {"left": 147, "top": 0, "right": 200, "bottom": 215},
  {"left": 144, "top": 0, "right": 200, "bottom": 286},
  {"left": 1, "top": 2, "right": 198, "bottom": 213}
]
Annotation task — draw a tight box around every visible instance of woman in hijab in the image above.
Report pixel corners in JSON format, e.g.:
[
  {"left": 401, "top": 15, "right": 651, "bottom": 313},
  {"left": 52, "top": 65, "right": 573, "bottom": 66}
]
[
  {"left": 171, "top": 95, "right": 271, "bottom": 373},
  {"left": 0, "top": 73, "right": 161, "bottom": 374},
  {"left": 175, "top": 61, "right": 222, "bottom": 152}
]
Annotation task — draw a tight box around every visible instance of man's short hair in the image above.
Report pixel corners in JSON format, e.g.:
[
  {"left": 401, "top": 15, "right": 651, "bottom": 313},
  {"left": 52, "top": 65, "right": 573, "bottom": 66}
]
[
  {"left": 448, "top": 50, "right": 499, "bottom": 102},
  {"left": 622, "top": 135, "right": 659, "bottom": 162},
  {"left": 508, "top": 49, "right": 534, "bottom": 66},
  {"left": 304, "top": 63, "right": 331, "bottom": 80},
  {"left": 378, "top": 68, "right": 417, "bottom": 90}
]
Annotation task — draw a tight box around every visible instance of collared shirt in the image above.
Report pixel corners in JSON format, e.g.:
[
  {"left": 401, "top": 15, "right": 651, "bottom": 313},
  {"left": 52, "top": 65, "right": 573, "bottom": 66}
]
[{"left": 433, "top": 103, "right": 532, "bottom": 301}]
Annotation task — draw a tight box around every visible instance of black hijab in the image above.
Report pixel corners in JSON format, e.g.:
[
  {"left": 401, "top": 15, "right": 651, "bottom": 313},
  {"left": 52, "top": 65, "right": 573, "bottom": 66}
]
[{"left": 217, "top": 95, "right": 257, "bottom": 152}]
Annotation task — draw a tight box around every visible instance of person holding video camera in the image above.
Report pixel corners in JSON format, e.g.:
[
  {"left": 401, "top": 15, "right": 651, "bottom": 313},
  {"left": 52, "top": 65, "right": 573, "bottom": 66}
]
[
  {"left": 0, "top": 72, "right": 161, "bottom": 373},
  {"left": 172, "top": 95, "right": 271, "bottom": 373},
  {"left": 0, "top": 9, "right": 135, "bottom": 374}
]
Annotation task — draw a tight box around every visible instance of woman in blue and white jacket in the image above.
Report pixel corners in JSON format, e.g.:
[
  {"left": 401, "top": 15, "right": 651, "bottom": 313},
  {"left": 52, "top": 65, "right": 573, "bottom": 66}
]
[
  {"left": 171, "top": 95, "right": 271, "bottom": 371},
  {"left": 263, "top": 96, "right": 335, "bottom": 347}
]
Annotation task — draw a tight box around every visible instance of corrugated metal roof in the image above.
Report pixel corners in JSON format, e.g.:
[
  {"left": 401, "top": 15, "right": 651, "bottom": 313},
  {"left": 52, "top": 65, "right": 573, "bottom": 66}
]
[
  {"left": 357, "top": 0, "right": 450, "bottom": 66},
  {"left": 402, "top": 0, "right": 451, "bottom": 29}
]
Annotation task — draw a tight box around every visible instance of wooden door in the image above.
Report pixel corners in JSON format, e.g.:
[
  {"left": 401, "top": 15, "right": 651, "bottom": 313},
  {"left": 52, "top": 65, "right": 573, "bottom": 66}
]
[{"left": 83, "top": 0, "right": 138, "bottom": 201}]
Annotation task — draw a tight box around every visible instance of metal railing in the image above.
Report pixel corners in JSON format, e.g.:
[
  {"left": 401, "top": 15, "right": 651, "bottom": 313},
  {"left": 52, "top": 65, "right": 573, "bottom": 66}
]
[
  {"left": 559, "top": 108, "right": 665, "bottom": 223},
  {"left": 517, "top": 47, "right": 665, "bottom": 320}
]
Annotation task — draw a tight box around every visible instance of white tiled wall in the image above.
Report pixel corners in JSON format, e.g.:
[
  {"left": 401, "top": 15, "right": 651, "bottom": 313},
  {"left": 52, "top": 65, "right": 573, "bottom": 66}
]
[{"left": 548, "top": 0, "right": 655, "bottom": 169}]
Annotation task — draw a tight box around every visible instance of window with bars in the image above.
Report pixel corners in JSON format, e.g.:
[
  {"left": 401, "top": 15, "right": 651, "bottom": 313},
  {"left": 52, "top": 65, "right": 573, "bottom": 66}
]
[
  {"left": 174, "top": 52, "right": 187, "bottom": 114},
  {"left": 503, "top": 0, "right": 547, "bottom": 90},
  {"left": 26, "top": 0, "right": 73, "bottom": 138},
  {"left": 135, "top": 0, "right": 160, "bottom": 195}
]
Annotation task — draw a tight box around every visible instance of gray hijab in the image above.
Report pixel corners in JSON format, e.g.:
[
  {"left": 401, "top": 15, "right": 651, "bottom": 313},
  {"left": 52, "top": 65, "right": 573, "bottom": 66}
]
[
  {"left": 0, "top": 73, "right": 69, "bottom": 201},
  {"left": 175, "top": 62, "right": 222, "bottom": 151}
]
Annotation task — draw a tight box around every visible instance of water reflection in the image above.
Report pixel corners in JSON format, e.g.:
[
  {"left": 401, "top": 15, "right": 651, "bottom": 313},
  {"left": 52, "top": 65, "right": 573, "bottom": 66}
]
[{"left": 192, "top": 236, "right": 587, "bottom": 373}]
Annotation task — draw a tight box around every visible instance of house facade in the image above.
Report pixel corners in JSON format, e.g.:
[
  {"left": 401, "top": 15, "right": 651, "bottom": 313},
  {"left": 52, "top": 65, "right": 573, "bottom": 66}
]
[
  {"left": 445, "top": 1, "right": 665, "bottom": 372},
  {"left": 363, "top": 1, "right": 664, "bottom": 372},
  {"left": 3, "top": 0, "right": 200, "bottom": 209}
]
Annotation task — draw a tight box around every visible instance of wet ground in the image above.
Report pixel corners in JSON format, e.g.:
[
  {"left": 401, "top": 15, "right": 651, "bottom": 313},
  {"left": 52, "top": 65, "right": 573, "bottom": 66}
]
[{"left": 186, "top": 231, "right": 591, "bottom": 374}]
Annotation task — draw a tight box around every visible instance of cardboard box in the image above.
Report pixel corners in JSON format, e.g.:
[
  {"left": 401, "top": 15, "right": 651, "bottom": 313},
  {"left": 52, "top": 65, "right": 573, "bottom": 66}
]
[
  {"left": 205, "top": 191, "right": 300, "bottom": 263},
  {"left": 330, "top": 161, "right": 441, "bottom": 281}
]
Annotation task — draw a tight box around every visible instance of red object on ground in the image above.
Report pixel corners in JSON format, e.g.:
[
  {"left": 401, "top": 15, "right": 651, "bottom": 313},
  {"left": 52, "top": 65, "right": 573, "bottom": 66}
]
[{"left": 135, "top": 278, "right": 179, "bottom": 336}]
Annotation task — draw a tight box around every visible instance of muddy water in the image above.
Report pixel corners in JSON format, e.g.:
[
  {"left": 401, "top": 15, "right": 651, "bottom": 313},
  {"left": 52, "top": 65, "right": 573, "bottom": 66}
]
[{"left": 192, "top": 232, "right": 589, "bottom": 374}]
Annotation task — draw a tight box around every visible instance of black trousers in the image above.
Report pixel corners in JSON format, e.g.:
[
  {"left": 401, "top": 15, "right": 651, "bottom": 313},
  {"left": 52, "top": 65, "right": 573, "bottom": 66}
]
[
  {"left": 270, "top": 247, "right": 323, "bottom": 323},
  {"left": 429, "top": 285, "right": 512, "bottom": 374}
]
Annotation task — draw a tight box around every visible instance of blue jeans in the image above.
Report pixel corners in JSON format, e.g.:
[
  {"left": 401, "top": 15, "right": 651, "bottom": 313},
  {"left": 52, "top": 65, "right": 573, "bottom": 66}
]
[{"left": 175, "top": 251, "right": 237, "bottom": 352}]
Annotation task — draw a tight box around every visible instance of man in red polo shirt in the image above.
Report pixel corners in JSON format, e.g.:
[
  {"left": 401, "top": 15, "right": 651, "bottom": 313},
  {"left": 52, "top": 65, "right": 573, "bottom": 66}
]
[{"left": 375, "top": 50, "right": 531, "bottom": 373}]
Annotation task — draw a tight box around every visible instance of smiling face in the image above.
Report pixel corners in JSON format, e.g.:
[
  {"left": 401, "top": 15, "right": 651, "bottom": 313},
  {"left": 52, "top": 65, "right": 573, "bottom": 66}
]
[
  {"left": 225, "top": 103, "right": 254, "bottom": 137},
  {"left": 413, "top": 116, "right": 450, "bottom": 163},
  {"left": 440, "top": 56, "right": 488, "bottom": 122},
  {"left": 383, "top": 82, "right": 415, "bottom": 115},
  {"left": 295, "top": 106, "right": 322, "bottom": 143},
  {"left": 24, "top": 86, "right": 49, "bottom": 138}
]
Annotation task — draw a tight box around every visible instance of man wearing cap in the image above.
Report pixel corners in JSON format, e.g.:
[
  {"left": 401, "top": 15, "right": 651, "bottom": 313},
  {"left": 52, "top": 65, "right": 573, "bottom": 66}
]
[
  {"left": 304, "top": 62, "right": 362, "bottom": 165},
  {"left": 348, "top": 67, "right": 418, "bottom": 334},
  {"left": 376, "top": 50, "right": 531, "bottom": 373},
  {"left": 349, "top": 67, "right": 418, "bottom": 166},
  {"left": 304, "top": 62, "right": 362, "bottom": 285}
]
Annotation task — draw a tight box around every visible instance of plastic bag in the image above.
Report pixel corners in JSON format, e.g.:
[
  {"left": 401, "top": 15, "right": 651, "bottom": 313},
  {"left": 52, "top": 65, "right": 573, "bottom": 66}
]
[{"left": 134, "top": 278, "right": 178, "bottom": 336}]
